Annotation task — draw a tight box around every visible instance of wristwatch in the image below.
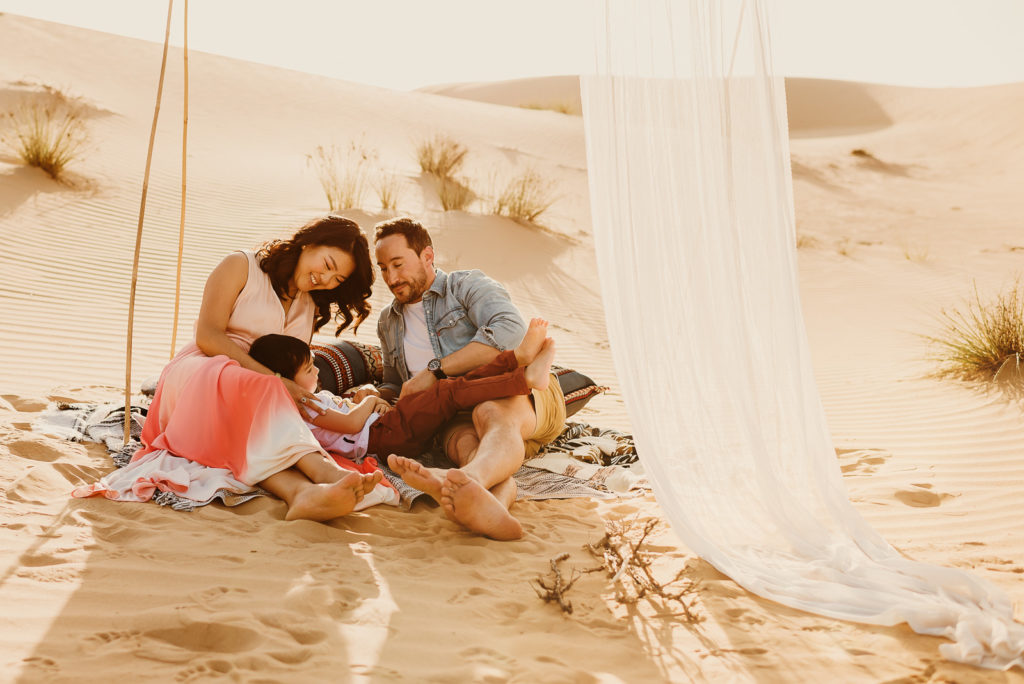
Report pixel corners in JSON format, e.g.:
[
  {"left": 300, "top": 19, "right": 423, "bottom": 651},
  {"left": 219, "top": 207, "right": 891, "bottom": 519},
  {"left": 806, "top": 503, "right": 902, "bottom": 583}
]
[{"left": 427, "top": 358, "right": 447, "bottom": 380}]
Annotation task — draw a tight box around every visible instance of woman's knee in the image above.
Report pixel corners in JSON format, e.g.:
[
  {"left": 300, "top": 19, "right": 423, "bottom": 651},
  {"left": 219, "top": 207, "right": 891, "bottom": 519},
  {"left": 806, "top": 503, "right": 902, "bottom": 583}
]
[{"left": 471, "top": 396, "right": 531, "bottom": 431}]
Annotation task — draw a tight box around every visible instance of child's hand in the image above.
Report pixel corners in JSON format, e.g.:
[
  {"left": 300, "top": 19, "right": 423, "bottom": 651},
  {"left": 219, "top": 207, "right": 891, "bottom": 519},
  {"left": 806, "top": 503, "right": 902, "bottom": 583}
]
[
  {"left": 372, "top": 398, "right": 391, "bottom": 415},
  {"left": 351, "top": 384, "right": 381, "bottom": 403}
]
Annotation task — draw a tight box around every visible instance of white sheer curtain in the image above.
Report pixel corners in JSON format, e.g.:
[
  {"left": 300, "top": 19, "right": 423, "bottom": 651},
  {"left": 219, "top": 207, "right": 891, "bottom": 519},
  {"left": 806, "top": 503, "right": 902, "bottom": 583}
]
[{"left": 581, "top": 0, "right": 1024, "bottom": 669}]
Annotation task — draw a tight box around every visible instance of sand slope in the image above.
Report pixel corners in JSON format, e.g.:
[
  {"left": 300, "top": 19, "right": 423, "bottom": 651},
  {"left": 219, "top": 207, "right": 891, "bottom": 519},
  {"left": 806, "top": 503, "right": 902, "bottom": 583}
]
[{"left": 1, "top": 14, "right": 1023, "bottom": 683}]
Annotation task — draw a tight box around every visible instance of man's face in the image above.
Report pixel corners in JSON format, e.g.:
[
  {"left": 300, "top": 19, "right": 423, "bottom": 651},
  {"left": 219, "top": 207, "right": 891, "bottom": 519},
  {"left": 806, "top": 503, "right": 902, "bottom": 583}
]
[{"left": 375, "top": 234, "right": 434, "bottom": 304}]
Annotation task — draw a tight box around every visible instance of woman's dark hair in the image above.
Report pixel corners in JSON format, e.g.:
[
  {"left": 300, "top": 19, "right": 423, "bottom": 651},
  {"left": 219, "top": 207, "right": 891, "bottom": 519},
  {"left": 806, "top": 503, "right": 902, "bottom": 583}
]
[
  {"left": 257, "top": 215, "right": 374, "bottom": 334},
  {"left": 249, "top": 334, "right": 312, "bottom": 380}
]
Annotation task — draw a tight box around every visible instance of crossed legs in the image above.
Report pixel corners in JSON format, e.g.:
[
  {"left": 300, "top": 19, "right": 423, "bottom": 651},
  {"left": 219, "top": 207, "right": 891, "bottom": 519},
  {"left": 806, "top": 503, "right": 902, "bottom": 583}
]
[{"left": 388, "top": 319, "right": 556, "bottom": 541}]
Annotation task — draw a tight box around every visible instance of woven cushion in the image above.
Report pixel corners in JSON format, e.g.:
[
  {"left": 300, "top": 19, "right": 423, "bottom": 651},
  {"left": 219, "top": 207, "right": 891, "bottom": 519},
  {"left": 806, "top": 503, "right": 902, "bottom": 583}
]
[
  {"left": 311, "top": 340, "right": 383, "bottom": 395},
  {"left": 552, "top": 365, "right": 606, "bottom": 417}
]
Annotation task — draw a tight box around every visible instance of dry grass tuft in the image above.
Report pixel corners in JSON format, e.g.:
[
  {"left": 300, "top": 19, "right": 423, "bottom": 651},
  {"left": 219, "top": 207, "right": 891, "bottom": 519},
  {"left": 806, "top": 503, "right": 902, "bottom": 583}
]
[
  {"left": 492, "top": 168, "right": 557, "bottom": 224},
  {"left": 796, "top": 233, "right": 818, "bottom": 249},
  {"left": 307, "top": 141, "right": 374, "bottom": 211},
  {"left": 373, "top": 171, "right": 402, "bottom": 212},
  {"left": 416, "top": 134, "right": 467, "bottom": 179},
  {"left": 521, "top": 101, "right": 578, "bottom": 115},
  {"left": 925, "top": 281, "right": 1024, "bottom": 384},
  {"left": 437, "top": 176, "right": 474, "bottom": 211},
  {"left": 1, "top": 98, "right": 89, "bottom": 182}
]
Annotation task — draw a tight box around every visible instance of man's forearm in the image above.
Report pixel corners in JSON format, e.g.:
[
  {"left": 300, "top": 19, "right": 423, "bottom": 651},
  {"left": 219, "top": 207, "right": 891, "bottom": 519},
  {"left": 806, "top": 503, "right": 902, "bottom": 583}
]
[{"left": 439, "top": 341, "right": 501, "bottom": 377}]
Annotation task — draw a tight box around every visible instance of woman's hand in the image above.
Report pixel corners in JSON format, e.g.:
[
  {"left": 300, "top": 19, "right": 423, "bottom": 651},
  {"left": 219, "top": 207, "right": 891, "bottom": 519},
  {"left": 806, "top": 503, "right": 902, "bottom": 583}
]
[{"left": 281, "top": 377, "right": 326, "bottom": 415}]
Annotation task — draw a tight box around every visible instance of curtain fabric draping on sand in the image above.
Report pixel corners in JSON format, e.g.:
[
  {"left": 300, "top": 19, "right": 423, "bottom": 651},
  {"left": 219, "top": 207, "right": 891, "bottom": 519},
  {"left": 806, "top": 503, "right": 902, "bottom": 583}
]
[{"left": 581, "top": 0, "right": 1024, "bottom": 669}]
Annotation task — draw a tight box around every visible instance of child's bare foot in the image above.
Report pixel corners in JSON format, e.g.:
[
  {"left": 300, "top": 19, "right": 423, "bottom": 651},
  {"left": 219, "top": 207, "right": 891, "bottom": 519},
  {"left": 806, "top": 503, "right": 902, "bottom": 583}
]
[
  {"left": 285, "top": 471, "right": 367, "bottom": 522},
  {"left": 524, "top": 338, "right": 555, "bottom": 391},
  {"left": 440, "top": 469, "right": 523, "bottom": 541},
  {"left": 514, "top": 317, "right": 549, "bottom": 366},
  {"left": 387, "top": 454, "right": 445, "bottom": 504}
]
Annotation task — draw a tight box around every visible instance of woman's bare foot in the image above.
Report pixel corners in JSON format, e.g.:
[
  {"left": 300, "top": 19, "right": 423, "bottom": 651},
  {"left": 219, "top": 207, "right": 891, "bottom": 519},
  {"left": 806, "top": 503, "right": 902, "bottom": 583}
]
[
  {"left": 440, "top": 469, "right": 523, "bottom": 541},
  {"left": 387, "top": 454, "right": 446, "bottom": 504},
  {"left": 285, "top": 471, "right": 369, "bottom": 522},
  {"left": 524, "top": 338, "right": 556, "bottom": 391},
  {"left": 514, "top": 317, "right": 549, "bottom": 366}
]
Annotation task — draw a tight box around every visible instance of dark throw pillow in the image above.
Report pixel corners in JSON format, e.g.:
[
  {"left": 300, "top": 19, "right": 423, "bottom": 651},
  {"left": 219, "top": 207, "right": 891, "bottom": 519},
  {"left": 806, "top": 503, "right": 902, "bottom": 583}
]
[
  {"left": 552, "top": 365, "right": 606, "bottom": 417},
  {"left": 311, "top": 340, "right": 383, "bottom": 395}
]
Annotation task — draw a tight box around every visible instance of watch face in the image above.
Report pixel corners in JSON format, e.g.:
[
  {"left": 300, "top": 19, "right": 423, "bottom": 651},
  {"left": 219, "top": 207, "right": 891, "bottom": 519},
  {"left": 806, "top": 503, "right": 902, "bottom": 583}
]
[{"left": 428, "top": 359, "right": 441, "bottom": 371}]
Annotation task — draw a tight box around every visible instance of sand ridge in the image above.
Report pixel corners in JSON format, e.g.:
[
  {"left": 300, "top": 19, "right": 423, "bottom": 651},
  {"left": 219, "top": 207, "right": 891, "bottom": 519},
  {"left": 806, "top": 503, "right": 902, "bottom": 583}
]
[{"left": 2, "top": 12, "right": 1023, "bottom": 682}]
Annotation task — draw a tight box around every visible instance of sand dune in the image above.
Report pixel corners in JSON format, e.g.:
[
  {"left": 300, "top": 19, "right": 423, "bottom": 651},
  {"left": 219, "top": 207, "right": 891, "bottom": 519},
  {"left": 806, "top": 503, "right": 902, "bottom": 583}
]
[{"left": 1, "top": 13, "right": 1023, "bottom": 682}]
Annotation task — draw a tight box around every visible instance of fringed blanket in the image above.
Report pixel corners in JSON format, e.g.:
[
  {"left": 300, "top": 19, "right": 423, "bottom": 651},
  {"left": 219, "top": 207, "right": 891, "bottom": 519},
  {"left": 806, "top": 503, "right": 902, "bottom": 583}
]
[{"left": 36, "top": 402, "right": 646, "bottom": 511}]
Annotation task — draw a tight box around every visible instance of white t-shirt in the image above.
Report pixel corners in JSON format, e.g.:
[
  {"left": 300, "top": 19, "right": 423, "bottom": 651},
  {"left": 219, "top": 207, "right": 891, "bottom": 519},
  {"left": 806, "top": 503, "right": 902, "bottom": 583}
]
[{"left": 402, "top": 300, "right": 434, "bottom": 374}]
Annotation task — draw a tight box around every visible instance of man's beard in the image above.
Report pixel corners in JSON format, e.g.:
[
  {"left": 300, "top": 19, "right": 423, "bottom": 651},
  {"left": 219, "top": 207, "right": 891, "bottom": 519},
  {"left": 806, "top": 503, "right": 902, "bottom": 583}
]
[{"left": 390, "top": 271, "right": 428, "bottom": 303}]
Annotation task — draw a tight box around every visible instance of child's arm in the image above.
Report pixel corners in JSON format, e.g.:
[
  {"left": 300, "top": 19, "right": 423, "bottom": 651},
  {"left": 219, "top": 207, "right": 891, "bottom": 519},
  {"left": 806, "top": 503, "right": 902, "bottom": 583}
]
[{"left": 309, "top": 396, "right": 380, "bottom": 434}]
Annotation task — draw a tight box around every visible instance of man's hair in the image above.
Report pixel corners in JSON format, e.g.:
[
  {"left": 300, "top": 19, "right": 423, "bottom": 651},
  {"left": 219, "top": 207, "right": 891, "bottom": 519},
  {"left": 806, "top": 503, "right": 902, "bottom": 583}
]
[
  {"left": 249, "top": 334, "right": 312, "bottom": 381},
  {"left": 373, "top": 216, "right": 432, "bottom": 255}
]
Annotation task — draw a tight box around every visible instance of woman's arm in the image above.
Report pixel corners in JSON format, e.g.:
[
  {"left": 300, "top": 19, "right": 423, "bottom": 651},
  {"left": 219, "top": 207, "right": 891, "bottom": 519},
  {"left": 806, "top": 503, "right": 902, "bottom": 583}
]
[{"left": 193, "top": 252, "right": 322, "bottom": 411}]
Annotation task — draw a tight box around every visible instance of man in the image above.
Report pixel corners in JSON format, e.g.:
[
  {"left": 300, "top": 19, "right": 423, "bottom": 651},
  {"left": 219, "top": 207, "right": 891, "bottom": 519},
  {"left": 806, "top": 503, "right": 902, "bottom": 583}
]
[{"left": 370, "top": 216, "right": 565, "bottom": 540}]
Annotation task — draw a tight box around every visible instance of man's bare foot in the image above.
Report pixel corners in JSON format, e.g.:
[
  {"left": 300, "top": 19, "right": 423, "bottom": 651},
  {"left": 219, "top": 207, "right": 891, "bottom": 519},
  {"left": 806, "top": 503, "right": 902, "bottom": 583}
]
[
  {"left": 524, "top": 338, "right": 556, "bottom": 391},
  {"left": 514, "top": 317, "right": 549, "bottom": 366},
  {"left": 285, "top": 471, "right": 369, "bottom": 522},
  {"left": 387, "top": 454, "right": 446, "bottom": 504},
  {"left": 440, "top": 469, "right": 523, "bottom": 541}
]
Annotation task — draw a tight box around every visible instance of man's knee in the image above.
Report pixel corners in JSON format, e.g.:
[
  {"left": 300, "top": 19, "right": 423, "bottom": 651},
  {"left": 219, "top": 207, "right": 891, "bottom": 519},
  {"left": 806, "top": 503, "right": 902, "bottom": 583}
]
[{"left": 471, "top": 397, "right": 534, "bottom": 434}]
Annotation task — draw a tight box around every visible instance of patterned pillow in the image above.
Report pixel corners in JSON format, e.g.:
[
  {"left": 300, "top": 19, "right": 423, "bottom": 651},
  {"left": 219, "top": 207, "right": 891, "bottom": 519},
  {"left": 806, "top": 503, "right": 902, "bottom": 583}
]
[
  {"left": 311, "top": 340, "right": 383, "bottom": 394},
  {"left": 552, "top": 365, "right": 607, "bottom": 417}
]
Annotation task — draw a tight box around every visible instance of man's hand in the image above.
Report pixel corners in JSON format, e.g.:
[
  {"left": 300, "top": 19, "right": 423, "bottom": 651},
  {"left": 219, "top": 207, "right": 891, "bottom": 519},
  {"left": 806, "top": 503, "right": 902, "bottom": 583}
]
[
  {"left": 350, "top": 384, "right": 381, "bottom": 403},
  {"left": 372, "top": 397, "right": 392, "bottom": 415},
  {"left": 400, "top": 368, "right": 438, "bottom": 398}
]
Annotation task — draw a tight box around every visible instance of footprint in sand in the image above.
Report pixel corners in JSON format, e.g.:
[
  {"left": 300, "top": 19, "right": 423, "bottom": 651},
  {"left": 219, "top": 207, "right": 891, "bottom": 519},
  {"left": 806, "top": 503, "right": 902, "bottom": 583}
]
[
  {"left": 836, "top": 448, "right": 891, "bottom": 475},
  {"left": 893, "top": 483, "right": 954, "bottom": 508},
  {"left": 7, "top": 437, "right": 65, "bottom": 462}
]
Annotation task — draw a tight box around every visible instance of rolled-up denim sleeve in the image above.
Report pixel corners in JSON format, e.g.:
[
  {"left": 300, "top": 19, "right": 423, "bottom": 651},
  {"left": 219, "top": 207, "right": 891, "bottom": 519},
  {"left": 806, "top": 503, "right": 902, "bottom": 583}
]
[
  {"left": 377, "top": 315, "right": 403, "bottom": 395},
  {"left": 453, "top": 270, "right": 526, "bottom": 351}
]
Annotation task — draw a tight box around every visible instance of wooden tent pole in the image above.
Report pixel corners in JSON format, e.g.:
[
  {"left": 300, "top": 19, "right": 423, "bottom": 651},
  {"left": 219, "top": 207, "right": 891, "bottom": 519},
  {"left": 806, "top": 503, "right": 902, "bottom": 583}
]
[
  {"left": 124, "top": 0, "right": 175, "bottom": 446},
  {"left": 170, "top": 0, "right": 189, "bottom": 358}
]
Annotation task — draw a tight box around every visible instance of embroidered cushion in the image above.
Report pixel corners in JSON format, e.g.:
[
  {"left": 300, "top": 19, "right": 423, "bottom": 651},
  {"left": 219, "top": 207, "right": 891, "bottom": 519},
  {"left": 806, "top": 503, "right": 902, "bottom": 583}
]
[{"left": 311, "top": 340, "right": 383, "bottom": 394}]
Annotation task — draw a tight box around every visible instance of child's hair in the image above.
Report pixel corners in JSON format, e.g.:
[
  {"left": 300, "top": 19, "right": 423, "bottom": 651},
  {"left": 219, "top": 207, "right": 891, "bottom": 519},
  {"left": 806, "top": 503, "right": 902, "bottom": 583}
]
[{"left": 249, "top": 334, "right": 312, "bottom": 380}]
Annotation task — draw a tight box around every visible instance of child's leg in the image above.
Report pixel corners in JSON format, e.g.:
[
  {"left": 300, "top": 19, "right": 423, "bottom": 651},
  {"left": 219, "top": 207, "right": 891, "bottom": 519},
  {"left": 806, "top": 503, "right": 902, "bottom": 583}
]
[
  {"left": 369, "top": 369, "right": 530, "bottom": 456},
  {"left": 462, "top": 349, "right": 517, "bottom": 380}
]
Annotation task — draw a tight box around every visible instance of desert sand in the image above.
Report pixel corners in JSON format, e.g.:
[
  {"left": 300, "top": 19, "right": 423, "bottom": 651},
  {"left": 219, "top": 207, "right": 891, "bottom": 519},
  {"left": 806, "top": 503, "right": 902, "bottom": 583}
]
[{"left": 1, "top": 13, "right": 1022, "bottom": 683}]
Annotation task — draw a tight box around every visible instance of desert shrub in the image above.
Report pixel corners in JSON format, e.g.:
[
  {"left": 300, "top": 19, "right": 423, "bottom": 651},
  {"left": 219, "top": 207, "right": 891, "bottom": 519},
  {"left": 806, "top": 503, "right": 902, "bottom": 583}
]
[
  {"left": 374, "top": 172, "right": 402, "bottom": 211},
  {"left": 493, "top": 169, "right": 556, "bottom": 224},
  {"left": 1, "top": 99, "right": 88, "bottom": 181},
  {"left": 925, "top": 281, "right": 1024, "bottom": 383},
  {"left": 307, "top": 141, "right": 373, "bottom": 210},
  {"left": 438, "top": 176, "right": 473, "bottom": 211},
  {"left": 416, "top": 134, "right": 467, "bottom": 178},
  {"left": 521, "top": 101, "right": 578, "bottom": 115}
]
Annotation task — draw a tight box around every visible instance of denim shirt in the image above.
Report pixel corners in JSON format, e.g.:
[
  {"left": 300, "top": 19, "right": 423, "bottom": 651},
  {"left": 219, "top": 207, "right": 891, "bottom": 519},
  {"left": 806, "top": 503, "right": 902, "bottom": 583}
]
[{"left": 376, "top": 268, "right": 526, "bottom": 395}]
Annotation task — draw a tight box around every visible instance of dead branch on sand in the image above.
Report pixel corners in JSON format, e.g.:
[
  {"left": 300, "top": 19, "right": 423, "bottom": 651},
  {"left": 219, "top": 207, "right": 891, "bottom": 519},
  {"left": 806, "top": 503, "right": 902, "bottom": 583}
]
[{"left": 532, "top": 552, "right": 582, "bottom": 614}]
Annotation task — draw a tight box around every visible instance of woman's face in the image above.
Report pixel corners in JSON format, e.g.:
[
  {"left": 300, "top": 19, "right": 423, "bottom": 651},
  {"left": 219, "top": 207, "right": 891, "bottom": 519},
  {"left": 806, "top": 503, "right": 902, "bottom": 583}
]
[{"left": 290, "top": 244, "right": 356, "bottom": 295}]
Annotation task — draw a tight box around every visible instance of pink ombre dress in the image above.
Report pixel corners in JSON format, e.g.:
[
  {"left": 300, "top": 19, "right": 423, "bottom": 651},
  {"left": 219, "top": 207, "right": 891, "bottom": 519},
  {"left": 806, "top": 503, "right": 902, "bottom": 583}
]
[{"left": 74, "top": 251, "right": 327, "bottom": 502}]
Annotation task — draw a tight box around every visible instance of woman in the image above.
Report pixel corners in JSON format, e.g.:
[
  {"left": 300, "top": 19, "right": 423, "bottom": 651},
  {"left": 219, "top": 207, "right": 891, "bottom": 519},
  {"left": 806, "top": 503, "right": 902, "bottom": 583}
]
[{"left": 75, "top": 215, "right": 382, "bottom": 521}]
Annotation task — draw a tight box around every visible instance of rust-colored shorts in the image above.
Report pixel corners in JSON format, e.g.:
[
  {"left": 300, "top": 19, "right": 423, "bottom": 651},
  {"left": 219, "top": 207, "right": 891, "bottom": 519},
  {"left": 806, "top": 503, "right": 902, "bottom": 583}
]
[{"left": 441, "top": 372, "right": 566, "bottom": 460}]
